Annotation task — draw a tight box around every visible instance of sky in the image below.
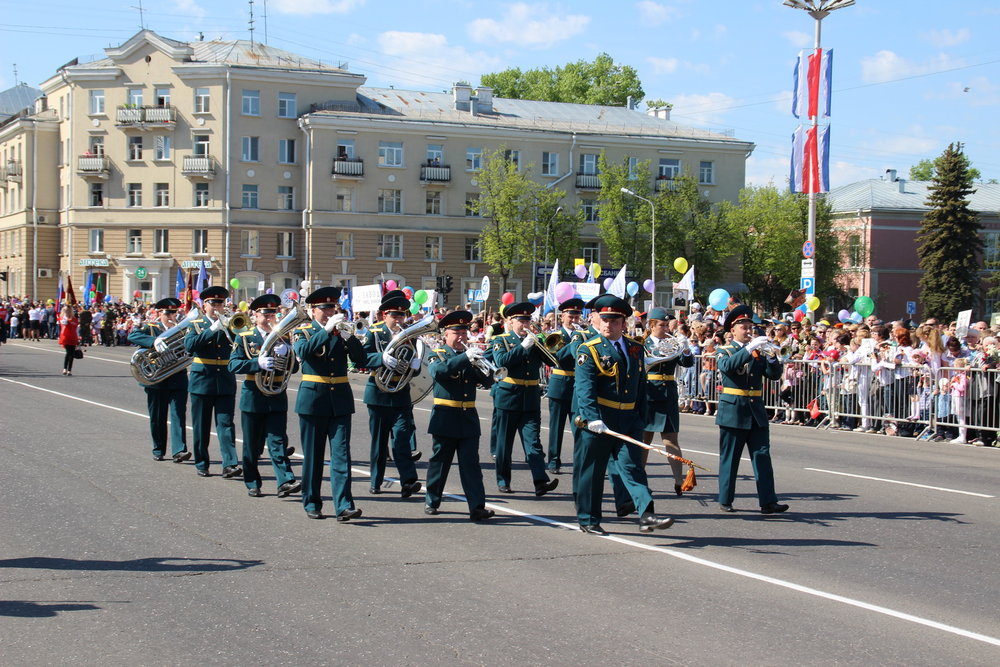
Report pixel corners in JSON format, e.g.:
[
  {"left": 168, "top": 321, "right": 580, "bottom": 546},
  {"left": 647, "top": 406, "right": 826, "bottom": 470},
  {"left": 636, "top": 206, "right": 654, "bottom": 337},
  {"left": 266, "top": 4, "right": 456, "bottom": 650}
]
[{"left": 3, "top": 0, "right": 1000, "bottom": 189}]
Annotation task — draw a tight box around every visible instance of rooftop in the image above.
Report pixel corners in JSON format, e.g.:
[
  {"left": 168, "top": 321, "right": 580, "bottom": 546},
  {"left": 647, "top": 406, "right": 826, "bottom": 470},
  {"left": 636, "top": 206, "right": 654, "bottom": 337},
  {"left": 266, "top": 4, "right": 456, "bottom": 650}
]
[
  {"left": 0, "top": 83, "right": 42, "bottom": 118},
  {"left": 827, "top": 177, "right": 1000, "bottom": 213}
]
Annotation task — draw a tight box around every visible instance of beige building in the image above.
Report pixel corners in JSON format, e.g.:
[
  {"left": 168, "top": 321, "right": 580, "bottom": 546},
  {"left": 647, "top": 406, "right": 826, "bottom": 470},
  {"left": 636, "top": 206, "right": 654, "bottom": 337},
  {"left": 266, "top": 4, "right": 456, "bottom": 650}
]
[{"left": 0, "top": 29, "right": 754, "bottom": 306}]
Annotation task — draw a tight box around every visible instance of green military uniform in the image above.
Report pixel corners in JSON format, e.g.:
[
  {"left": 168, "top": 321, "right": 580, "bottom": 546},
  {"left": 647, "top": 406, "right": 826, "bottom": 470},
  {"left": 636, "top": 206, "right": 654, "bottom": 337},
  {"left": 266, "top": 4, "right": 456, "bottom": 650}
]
[
  {"left": 644, "top": 338, "right": 695, "bottom": 433},
  {"left": 545, "top": 298, "right": 586, "bottom": 473},
  {"left": 569, "top": 321, "right": 599, "bottom": 500}
]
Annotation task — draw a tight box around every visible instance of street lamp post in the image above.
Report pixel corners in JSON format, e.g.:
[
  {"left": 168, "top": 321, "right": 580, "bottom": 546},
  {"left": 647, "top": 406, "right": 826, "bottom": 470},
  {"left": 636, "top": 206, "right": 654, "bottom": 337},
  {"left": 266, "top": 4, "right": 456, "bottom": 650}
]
[{"left": 621, "top": 187, "right": 656, "bottom": 305}]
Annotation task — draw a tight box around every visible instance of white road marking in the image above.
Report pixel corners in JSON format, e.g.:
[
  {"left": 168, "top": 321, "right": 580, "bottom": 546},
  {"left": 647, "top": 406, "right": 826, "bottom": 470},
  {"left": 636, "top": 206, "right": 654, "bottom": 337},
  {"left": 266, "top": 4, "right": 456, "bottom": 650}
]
[
  {"left": 805, "top": 468, "right": 995, "bottom": 498},
  {"left": 8, "top": 341, "right": 130, "bottom": 364}
]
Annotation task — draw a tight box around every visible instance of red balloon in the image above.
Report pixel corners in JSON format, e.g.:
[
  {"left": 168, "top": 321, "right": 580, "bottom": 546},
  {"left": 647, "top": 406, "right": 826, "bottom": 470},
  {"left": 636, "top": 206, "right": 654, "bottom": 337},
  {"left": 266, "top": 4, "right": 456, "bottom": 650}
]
[
  {"left": 133, "top": 290, "right": 142, "bottom": 298},
  {"left": 794, "top": 309, "right": 805, "bottom": 322},
  {"left": 501, "top": 292, "right": 515, "bottom": 305},
  {"left": 403, "top": 288, "right": 414, "bottom": 298}
]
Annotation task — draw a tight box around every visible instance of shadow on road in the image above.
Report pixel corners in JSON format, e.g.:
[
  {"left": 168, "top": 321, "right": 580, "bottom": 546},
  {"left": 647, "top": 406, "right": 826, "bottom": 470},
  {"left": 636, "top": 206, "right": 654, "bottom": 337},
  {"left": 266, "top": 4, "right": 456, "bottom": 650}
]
[
  {"left": 0, "top": 556, "right": 263, "bottom": 572},
  {"left": 0, "top": 600, "right": 101, "bottom": 617}
]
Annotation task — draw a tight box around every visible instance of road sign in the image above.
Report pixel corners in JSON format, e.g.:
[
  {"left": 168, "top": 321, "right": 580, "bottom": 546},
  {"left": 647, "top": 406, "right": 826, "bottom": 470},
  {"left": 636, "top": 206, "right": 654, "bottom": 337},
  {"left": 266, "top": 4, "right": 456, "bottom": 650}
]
[
  {"left": 799, "top": 277, "right": 815, "bottom": 294},
  {"left": 801, "top": 259, "right": 815, "bottom": 278},
  {"left": 480, "top": 276, "right": 491, "bottom": 301},
  {"left": 906, "top": 301, "right": 916, "bottom": 315},
  {"left": 135, "top": 266, "right": 147, "bottom": 280},
  {"left": 802, "top": 241, "right": 814, "bottom": 259}
]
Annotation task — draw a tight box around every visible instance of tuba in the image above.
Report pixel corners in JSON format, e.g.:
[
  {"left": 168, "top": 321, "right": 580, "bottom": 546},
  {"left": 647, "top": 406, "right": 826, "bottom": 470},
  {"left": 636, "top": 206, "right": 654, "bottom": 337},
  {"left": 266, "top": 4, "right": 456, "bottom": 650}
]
[
  {"left": 130, "top": 307, "right": 201, "bottom": 386},
  {"left": 255, "top": 301, "right": 309, "bottom": 396},
  {"left": 644, "top": 334, "right": 684, "bottom": 370},
  {"left": 373, "top": 314, "right": 439, "bottom": 393}
]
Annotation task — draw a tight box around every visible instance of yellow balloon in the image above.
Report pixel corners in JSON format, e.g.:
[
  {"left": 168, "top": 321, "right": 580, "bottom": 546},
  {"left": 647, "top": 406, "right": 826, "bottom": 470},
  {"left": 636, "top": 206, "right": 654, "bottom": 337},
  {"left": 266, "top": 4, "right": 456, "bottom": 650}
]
[
  {"left": 238, "top": 300, "right": 249, "bottom": 312},
  {"left": 806, "top": 296, "right": 821, "bottom": 311},
  {"left": 673, "top": 257, "right": 688, "bottom": 274},
  {"left": 591, "top": 263, "right": 602, "bottom": 279}
]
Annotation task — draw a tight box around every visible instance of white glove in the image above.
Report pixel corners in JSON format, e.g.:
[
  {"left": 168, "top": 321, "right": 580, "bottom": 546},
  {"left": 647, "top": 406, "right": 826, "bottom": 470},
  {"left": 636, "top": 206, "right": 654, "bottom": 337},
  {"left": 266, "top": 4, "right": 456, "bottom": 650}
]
[
  {"left": 586, "top": 419, "right": 608, "bottom": 434},
  {"left": 382, "top": 351, "right": 400, "bottom": 371},
  {"left": 323, "top": 313, "right": 345, "bottom": 334},
  {"left": 273, "top": 342, "right": 289, "bottom": 356},
  {"left": 521, "top": 334, "right": 536, "bottom": 350},
  {"left": 675, "top": 335, "right": 690, "bottom": 351},
  {"left": 153, "top": 337, "right": 169, "bottom": 353},
  {"left": 745, "top": 336, "right": 770, "bottom": 353},
  {"left": 258, "top": 355, "right": 275, "bottom": 371},
  {"left": 410, "top": 355, "right": 422, "bottom": 371},
  {"left": 210, "top": 317, "right": 225, "bottom": 332},
  {"left": 465, "top": 347, "right": 484, "bottom": 362}
]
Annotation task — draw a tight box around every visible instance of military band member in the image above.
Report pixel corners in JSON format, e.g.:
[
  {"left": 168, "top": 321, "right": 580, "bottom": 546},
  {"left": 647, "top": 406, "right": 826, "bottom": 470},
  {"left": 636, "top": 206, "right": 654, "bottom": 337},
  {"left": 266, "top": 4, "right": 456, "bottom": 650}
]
[
  {"left": 362, "top": 290, "right": 422, "bottom": 498},
  {"left": 128, "top": 297, "right": 190, "bottom": 463},
  {"left": 183, "top": 286, "right": 240, "bottom": 478},
  {"left": 227, "top": 294, "right": 301, "bottom": 499},
  {"left": 293, "top": 287, "right": 368, "bottom": 521},
  {"left": 545, "top": 298, "right": 585, "bottom": 474},
  {"left": 423, "top": 311, "right": 494, "bottom": 521},
  {"left": 573, "top": 295, "right": 674, "bottom": 535},
  {"left": 489, "top": 302, "right": 559, "bottom": 497},
  {"left": 715, "top": 305, "right": 789, "bottom": 514}
]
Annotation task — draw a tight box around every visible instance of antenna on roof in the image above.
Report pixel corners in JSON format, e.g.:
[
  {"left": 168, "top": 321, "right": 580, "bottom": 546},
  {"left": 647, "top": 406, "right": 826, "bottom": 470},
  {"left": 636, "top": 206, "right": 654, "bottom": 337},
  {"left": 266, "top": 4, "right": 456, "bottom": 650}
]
[
  {"left": 131, "top": 0, "right": 146, "bottom": 31},
  {"left": 12, "top": 63, "right": 19, "bottom": 86},
  {"left": 248, "top": 0, "right": 255, "bottom": 47},
  {"left": 262, "top": 0, "right": 269, "bottom": 45}
]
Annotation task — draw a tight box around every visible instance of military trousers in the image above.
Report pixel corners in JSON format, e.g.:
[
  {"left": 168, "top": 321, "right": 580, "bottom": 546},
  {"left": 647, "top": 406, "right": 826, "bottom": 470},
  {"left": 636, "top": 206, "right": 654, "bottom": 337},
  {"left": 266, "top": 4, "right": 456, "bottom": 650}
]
[
  {"left": 298, "top": 413, "right": 355, "bottom": 515},
  {"left": 493, "top": 407, "right": 548, "bottom": 489},
  {"left": 367, "top": 405, "right": 418, "bottom": 489},
  {"left": 424, "top": 434, "right": 487, "bottom": 513},
  {"left": 190, "top": 392, "right": 238, "bottom": 471},
  {"left": 574, "top": 430, "right": 653, "bottom": 526},
  {"left": 145, "top": 386, "right": 187, "bottom": 458},
  {"left": 718, "top": 425, "right": 777, "bottom": 507},
  {"left": 546, "top": 395, "right": 572, "bottom": 470},
  {"left": 241, "top": 409, "right": 296, "bottom": 491}
]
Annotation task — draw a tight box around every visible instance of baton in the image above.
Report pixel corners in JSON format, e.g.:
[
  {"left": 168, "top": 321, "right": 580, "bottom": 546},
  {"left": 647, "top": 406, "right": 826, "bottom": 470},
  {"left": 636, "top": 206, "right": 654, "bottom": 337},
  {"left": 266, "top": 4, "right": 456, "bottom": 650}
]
[{"left": 573, "top": 416, "right": 712, "bottom": 471}]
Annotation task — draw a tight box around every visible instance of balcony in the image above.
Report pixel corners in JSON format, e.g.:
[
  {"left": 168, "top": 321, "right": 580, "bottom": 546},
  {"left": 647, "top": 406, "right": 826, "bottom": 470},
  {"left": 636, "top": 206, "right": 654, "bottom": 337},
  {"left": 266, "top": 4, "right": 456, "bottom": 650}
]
[
  {"left": 4, "top": 159, "right": 22, "bottom": 183},
  {"left": 420, "top": 164, "right": 451, "bottom": 184},
  {"left": 77, "top": 155, "right": 111, "bottom": 179},
  {"left": 182, "top": 155, "right": 216, "bottom": 180},
  {"left": 116, "top": 105, "right": 177, "bottom": 130},
  {"left": 654, "top": 177, "right": 677, "bottom": 192},
  {"left": 332, "top": 157, "right": 364, "bottom": 179},
  {"left": 575, "top": 173, "right": 600, "bottom": 190}
]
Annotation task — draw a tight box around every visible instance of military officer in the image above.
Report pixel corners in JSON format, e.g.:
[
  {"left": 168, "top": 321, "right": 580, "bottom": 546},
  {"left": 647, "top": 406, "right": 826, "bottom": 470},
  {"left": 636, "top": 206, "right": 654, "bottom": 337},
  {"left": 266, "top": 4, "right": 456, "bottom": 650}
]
[
  {"left": 183, "top": 286, "right": 240, "bottom": 478},
  {"left": 362, "top": 290, "right": 422, "bottom": 498},
  {"left": 489, "top": 302, "right": 559, "bottom": 497},
  {"left": 573, "top": 294, "right": 674, "bottom": 535},
  {"left": 293, "top": 287, "right": 369, "bottom": 521},
  {"left": 227, "top": 294, "right": 301, "bottom": 499},
  {"left": 715, "top": 305, "right": 789, "bottom": 514},
  {"left": 128, "top": 297, "right": 191, "bottom": 463},
  {"left": 545, "top": 298, "right": 586, "bottom": 474},
  {"left": 423, "top": 311, "right": 495, "bottom": 521}
]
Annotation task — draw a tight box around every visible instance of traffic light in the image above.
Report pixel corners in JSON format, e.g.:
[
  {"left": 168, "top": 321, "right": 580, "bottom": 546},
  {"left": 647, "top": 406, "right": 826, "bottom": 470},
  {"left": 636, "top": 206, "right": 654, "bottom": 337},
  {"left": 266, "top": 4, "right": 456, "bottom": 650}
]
[
  {"left": 435, "top": 276, "right": 445, "bottom": 291},
  {"left": 445, "top": 275, "right": 453, "bottom": 293},
  {"left": 0, "top": 271, "right": 7, "bottom": 282}
]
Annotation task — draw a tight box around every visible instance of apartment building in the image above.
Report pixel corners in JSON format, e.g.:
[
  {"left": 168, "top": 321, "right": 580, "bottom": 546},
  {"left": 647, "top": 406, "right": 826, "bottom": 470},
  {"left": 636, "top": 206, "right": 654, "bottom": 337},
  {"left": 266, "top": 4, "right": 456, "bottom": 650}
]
[{"left": 0, "top": 29, "right": 754, "bottom": 305}]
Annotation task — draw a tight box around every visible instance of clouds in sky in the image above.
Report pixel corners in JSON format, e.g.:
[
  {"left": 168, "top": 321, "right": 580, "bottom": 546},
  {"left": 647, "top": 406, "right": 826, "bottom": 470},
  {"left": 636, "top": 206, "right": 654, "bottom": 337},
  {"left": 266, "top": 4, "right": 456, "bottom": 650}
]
[
  {"left": 860, "top": 50, "right": 964, "bottom": 84},
  {"left": 636, "top": 1, "right": 683, "bottom": 26},
  {"left": 377, "top": 31, "right": 500, "bottom": 88},
  {"left": 467, "top": 3, "right": 589, "bottom": 46},
  {"left": 271, "top": 0, "right": 366, "bottom": 15},
  {"left": 669, "top": 92, "right": 737, "bottom": 127},
  {"left": 923, "top": 28, "right": 971, "bottom": 48}
]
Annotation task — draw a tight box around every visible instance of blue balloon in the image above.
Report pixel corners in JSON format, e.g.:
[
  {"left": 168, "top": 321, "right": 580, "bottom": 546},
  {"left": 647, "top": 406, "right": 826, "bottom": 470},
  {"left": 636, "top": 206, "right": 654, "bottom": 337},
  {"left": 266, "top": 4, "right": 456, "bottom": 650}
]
[
  {"left": 708, "top": 288, "right": 730, "bottom": 311},
  {"left": 850, "top": 311, "right": 863, "bottom": 324},
  {"left": 104, "top": 294, "right": 112, "bottom": 303},
  {"left": 797, "top": 303, "right": 808, "bottom": 312},
  {"left": 528, "top": 294, "right": 544, "bottom": 306},
  {"left": 626, "top": 281, "right": 639, "bottom": 297}
]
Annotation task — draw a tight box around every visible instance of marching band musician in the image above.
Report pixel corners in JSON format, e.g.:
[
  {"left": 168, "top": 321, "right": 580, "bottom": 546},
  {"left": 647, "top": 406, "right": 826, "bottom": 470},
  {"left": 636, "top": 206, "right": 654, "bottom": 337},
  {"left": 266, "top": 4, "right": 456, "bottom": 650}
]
[
  {"left": 128, "top": 297, "right": 191, "bottom": 463},
  {"left": 361, "top": 290, "right": 423, "bottom": 499},
  {"left": 227, "top": 294, "right": 301, "bottom": 499},
  {"left": 545, "top": 298, "right": 586, "bottom": 475},
  {"left": 423, "top": 311, "right": 495, "bottom": 521},
  {"left": 573, "top": 295, "right": 674, "bottom": 535},
  {"left": 183, "top": 286, "right": 240, "bottom": 479},
  {"left": 293, "top": 287, "right": 368, "bottom": 521},
  {"left": 489, "top": 302, "right": 559, "bottom": 497},
  {"left": 715, "top": 305, "right": 789, "bottom": 514}
]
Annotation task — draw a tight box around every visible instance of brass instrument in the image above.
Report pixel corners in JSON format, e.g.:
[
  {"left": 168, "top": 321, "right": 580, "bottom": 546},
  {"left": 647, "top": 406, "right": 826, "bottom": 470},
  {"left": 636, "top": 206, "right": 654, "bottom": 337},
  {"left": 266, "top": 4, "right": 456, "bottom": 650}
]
[
  {"left": 130, "top": 307, "right": 201, "bottom": 386},
  {"left": 533, "top": 331, "right": 563, "bottom": 366},
  {"left": 216, "top": 309, "right": 251, "bottom": 341},
  {"left": 755, "top": 340, "right": 784, "bottom": 359},
  {"left": 457, "top": 340, "right": 508, "bottom": 382},
  {"left": 373, "top": 314, "right": 438, "bottom": 395},
  {"left": 255, "top": 301, "right": 309, "bottom": 396},
  {"left": 355, "top": 316, "right": 370, "bottom": 334},
  {"left": 644, "top": 334, "right": 684, "bottom": 370}
]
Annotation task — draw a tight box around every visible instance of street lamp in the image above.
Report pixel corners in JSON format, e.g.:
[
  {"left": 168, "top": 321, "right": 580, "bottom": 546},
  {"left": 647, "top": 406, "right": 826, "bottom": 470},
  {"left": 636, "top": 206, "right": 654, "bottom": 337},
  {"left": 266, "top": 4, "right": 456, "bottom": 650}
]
[{"left": 621, "top": 187, "right": 656, "bottom": 304}]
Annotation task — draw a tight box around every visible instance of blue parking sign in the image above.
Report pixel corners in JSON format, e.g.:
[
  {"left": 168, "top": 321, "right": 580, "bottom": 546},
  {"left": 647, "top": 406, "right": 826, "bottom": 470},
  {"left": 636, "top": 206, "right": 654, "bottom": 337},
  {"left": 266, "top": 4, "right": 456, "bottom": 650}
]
[{"left": 799, "top": 277, "right": 815, "bottom": 294}]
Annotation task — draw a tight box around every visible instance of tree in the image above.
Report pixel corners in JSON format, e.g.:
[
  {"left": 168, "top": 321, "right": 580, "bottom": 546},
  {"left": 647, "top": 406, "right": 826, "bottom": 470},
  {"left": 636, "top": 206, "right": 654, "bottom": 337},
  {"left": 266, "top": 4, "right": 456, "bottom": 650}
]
[
  {"left": 595, "top": 154, "right": 652, "bottom": 275},
  {"left": 909, "top": 157, "right": 982, "bottom": 182},
  {"left": 481, "top": 53, "right": 644, "bottom": 107},
  {"left": 916, "top": 142, "right": 983, "bottom": 320},
  {"left": 533, "top": 187, "right": 582, "bottom": 281}
]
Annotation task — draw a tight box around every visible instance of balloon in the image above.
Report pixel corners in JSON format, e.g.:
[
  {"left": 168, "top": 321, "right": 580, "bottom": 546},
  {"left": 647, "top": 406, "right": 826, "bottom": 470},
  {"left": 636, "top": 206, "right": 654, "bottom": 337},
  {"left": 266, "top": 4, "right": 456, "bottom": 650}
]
[
  {"left": 794, "top": 309, "right": 805, "bottom": 322},
  {"left": 708, "top": 288, "right": 730, "bottom": 312},
  {"left": 797, "top": 303, "right": 808, "bottom": 313},
  {"left": 527, "top": 291, "right": 544, "bottom": 306},
  {"left": 643, "top": 279, "right": 655, "bottom": 293},
  {"left": 626, "top": 281, "right": 639, "bottom": 297},
  {"left": 850, "top": 311, "right": 863, "bottom": 324},
  {"left": 838, "top": 308, "right": 851, "bottom": 323},
  {"left": 191, "top": 290, "right": 200, "bottom": 301},
  {"left": 385, "top": 279, "right": 398, "bottom": 290},
  {"left": 854, "top": 295, "right": 875, "bottom": 318},
  {"left": 229, "top": 278, "right": 240, "bottom": 289},
  {"left": 409, "top": 302, "right": 420, "bottom": 315},
  {"left": 238, "top": 300, "right": 249, "bottom": 311},
  {"left": 403, "top": 287, "right": 414, "bottom": 299},
  {"left": 266, "top": 288, "right": 273, "bottom": 295},
  {"left": 133, "top": 290, "right": 142, "bottom": 298},
  {"left": 806, "top": 296, "right": 821, "bottom": 311},
  {"left": 403, "top": 285, "right": 414, "bottom": 294},
  {"left": 673, "top": 257, "right": 688, "bottom": 274},
  {"left": 574, "top": 264, "right": 587, "bottom": 279},
  {"left": 603, "top": 277, "right": 614, "bottom": 290},
  {"left": 555, "top": 282, "right": 575, "bottom": 303},
  {"left": 414, "top": 289, "right": 428, "bottom": 305},
  {"left": 104, "top": 295, "right": 112, "bottom": 303},
  {"left": 501, "top": 292, "right": 515, "bottom": 305},
  {"left": 591, "top": 263, "right": 602, "bottom": 279}
]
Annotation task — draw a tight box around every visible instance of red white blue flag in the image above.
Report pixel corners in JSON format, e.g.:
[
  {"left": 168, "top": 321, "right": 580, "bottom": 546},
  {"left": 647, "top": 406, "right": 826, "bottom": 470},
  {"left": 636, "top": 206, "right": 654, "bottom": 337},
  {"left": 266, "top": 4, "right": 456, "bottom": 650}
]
[
  {"left": 790, "top": 125, "right": 830, "bottom": 194},
  {"left": 792, "top": 48, "right": 833, "bottom": 119}
]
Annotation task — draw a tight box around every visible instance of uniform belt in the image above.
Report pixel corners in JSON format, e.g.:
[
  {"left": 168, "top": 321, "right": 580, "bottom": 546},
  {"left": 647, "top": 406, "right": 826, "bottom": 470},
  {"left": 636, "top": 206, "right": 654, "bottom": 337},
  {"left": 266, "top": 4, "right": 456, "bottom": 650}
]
[
  {"left": 647, "top": 374, "right": 675, "bottom": 381},
  {"left": 301, "top": 374, "right": 349, "bottom": 384},
  {"left": 192, "top": 357, "right": 229, "bottom": 366},
  {"left": 245, "top": 374, "right": 285, "bottom": 381},
  {"left": 502, "top": 377, "right": 540, "bottom": 386},
  {"left": 433, "top": 398, "right": 477, "bottom": 409},
  {"left": 551, "top": 369, "right": 575, "bottom": 377},
  {"left": 722, "top": 387, "right": 762, "bottom": 397},
  {"left": 597, "top": 397, "right": 636, "bottom": 410}
]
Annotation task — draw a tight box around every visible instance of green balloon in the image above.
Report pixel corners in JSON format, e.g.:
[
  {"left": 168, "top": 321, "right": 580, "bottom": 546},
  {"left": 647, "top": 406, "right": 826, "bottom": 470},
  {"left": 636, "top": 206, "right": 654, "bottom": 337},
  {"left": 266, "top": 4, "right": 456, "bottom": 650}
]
[
  {"left": 854, "top": 295, "right": 875, "bottom": 318},
  {"left": 409, "top": 302, "right": 420, "bottom": 314},
  {"left": 229, "top": 278, "right": 240, "bottom": 289},
  {"left": 414, "top": 289, "right": 428, "bottom": 305}
]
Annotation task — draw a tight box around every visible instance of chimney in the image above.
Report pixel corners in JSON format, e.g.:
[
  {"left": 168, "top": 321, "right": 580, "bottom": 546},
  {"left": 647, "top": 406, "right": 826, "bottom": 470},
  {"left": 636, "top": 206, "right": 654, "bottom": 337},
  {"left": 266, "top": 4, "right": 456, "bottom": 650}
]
[
  {"left": 647, "top": 106, "right": 671, "bottom": 120},
  {"left": 474, "top": 86, "right": 493, "bottom": 114},
  {"left": 885, "top": 168, "right": 897, "bottom": 182},
  {"left": 898, "top": 177, "right": 906, "bottom": 193},
  {"left": 453, "top": 83, "right": 471, "bottom": 112}
]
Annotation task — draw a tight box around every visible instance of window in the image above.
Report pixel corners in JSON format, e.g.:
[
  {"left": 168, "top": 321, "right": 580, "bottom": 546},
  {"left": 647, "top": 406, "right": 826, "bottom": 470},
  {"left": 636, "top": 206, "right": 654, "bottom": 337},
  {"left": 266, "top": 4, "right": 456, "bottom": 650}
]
[
  {"left": 242, "top": 184, "right": 259, "bottom": 209},
  {"left": 334, "top": 232, "right": 353, "bottom": 258},
  {"left": 241, "top": 230, "right": 260, "bottom": 257},
  {"left": 193, "top": 135, "right": 210, "bottom": 156},
  {"left": 193, "top": 229, "right": 209, "bottom": 254},
  {"left": 336, "top": 140, "right": 355, "bottom": 160},
  {"left": 128, "top": 88, "right": 143, "bottom": 107},
  {"left": 425, "top": 236, "right": 443, "bottom": 261},
  {"left": 985, "top": 232, "right": 1000, "bottom": 266},
  {"left": 154, "top": 229, "right": 170, "bottom": 254},
  {"left": 627, "top": 157, "right": 639, "bottom": 179},
  {"left": 127, "top": 229, "right": 142, "bottom": 254},
  {"left": 278, "top": 185, "right": 294, "bottom": 210},
  {"left": 89, "top": 137, "right": 104, "bottom": 155},
  {"left": 278, "top": 139, "right": 296, "bottom": 164},
  {"left": 190, "top": 184, "right": 208, "bottom": 208},
  {"left": 127, "top": 183, "right": 142, "bottom": 207},
  {"left": 155, "top": 87, "right": 170, "bottom": 107},
  {"left": 154, "top": 136, "right": 171, "bottom": 160},
  {"left": 89, "top": 90, "right": 105, "bottom": 114},
  {"left": 194, "top": 88, "right": 210, "bottom": 113},
  {"left": 89, "top": 229, "right": 104, "bottom": 253},
  {"left": 377, "top": 234, "right": 403, "bottom": 259},
  {"left": 466, "top": 147, "right": 482, "bottom": 171},
  {"left": 426, "top": 191, "right": 442, "bottom": 215},
  {"left": 242, "top": 89, "right": 260, "bottom": 116},
  {"left": 699, "top": 160, "right": 715, "bottom": 185},
  {"left": 579, "top": 153, "right": 599, "bottom": 175},
  {"left": 658, "top": 158, "right": 680, "bottom": 180},
  {"left": 542, "top": 151, "right": 559, "bottom": 176},
  {"left": 465, "top": 193, "right": 480, "bottom": 217},
  {"left": 504, "top": 149, "right": 520, "bottom": 169},
  {"left": 154, "top": 183, "right": 170, "bottom": 207},
  {"left": 277, "top": 232, "right": 294, "bottom": 257},
  {"left": 464, "top": 237, "right": 482, "bottom": 262},
  {"left": 335, "top": 187, "right": 353, "bottom": 212},
  {"left": 426, "top": 144, "right": 444, "bottom": 164},
  {"left": 277, "top": 92, "right": 297, "bottom": 118},
  {"left": 847, "top": 234, "right": 863, "bottom": 267},
  {"left": 128, "top": 136, "right": 143, "bottom": 161},
  {"left": 241, "top": 136, "right": 259, "bottom": 162},
  {"left": 90, "top": 183, "right": 104, "bottom": 207},
  {"left": 582, "top": 241, "right": 600, "bottom": 265},
  {"left": 581, "top": 200, "right": 599, "bottom": 222},
  {"left": 378, "top": 141, "right": 403, "bottom": 167},
  {"left": 378, "top": 189, "right": 402, "bottom": 213}
]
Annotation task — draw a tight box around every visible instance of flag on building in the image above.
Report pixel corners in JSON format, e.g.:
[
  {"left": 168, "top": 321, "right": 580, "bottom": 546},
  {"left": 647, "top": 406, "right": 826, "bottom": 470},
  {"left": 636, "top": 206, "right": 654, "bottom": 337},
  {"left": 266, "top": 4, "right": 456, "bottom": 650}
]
[
  {"left": 792, "top": 48, "right": 833, "bottom": 119},
  {"left": 790, "top": 125, "right": 830, "bottom": 194},
  {"left": 608, "top": 265, "right": 627, "bottom": 299}
]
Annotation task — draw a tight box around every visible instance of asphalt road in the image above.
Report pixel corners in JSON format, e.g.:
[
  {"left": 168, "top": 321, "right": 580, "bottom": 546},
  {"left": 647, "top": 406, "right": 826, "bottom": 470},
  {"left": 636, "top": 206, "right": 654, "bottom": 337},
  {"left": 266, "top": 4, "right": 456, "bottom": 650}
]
[{"left": 2, "top": 339, "right": 999, "bottom": 665}]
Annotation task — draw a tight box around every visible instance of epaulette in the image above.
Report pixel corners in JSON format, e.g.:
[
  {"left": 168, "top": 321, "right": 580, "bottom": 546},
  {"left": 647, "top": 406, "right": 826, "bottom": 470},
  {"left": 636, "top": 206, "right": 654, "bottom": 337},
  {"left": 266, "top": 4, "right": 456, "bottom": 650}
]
[
  {"left": 580, "top": 336, "right": 602, "bottom": 348},
  {"left": 238, "top": 331, "right": 254, "bottom": 337}
]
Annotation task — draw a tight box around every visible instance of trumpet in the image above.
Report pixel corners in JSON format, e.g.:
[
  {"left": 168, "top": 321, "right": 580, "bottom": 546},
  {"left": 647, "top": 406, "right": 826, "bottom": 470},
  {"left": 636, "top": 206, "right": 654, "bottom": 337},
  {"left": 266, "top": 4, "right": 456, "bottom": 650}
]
[
  {"left": 533, "top": 332, "right": 563, "bottom": 367},
  {"left": 209, "top": 308, "right": 251, "bottom": 342},
  {"left": 457, "top": 341, "right": 507, "bottom": 381},
  {"left": 755, "top": 340, "right": 784, "bottom": 359}
]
